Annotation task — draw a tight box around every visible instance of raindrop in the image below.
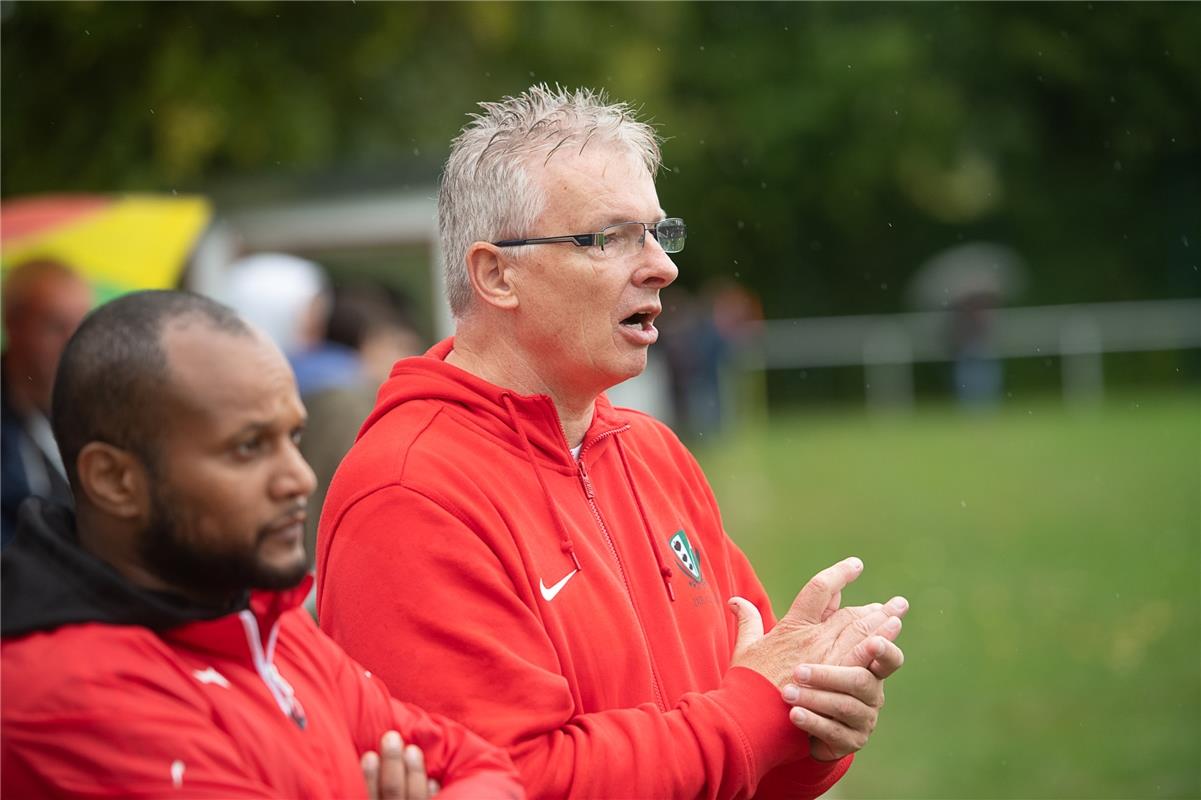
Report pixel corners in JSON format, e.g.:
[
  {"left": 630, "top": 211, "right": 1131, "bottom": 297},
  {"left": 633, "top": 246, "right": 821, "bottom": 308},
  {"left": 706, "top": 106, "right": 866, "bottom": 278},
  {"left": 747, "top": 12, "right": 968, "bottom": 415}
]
[
  {"left": 412, "top": 148, "right": 420, "bottom": 156},
  {"left": 1109, "top": 95, "right": 1116, "bottom": 103},
  {"left": 84, "top": 29, "right": 90, "bottom": 35},
  {"left": 879, "top": 282, "right": 888, "bottom": 291},
  {"left": 1182, "top": 235, "right": 1190, "bottom": 248},
  {"left": 960, "top": 500, "right": 967, "bottom": 508},
  {"left": 699, "top": 45, "right": 705, "bottom": 52},
  {"left": 1113, "top": 160, "right": 1122, "bottom": 171},
  {"left": 528, "top": 71, "right": 536, "bottom": 78},
  {"left": 737, "top": 220, "right": 745, "bottom": 230},
  {"left": 734, "top": 271, "right": 741, "bottom": 278},
  {"left": 149, "top": 108, "right": 155, "bottom": 115},
  {"left": 847, "top": 64, "right": 853, "bottom": 70},
  {"left": 887, "top": 222, "right": 893, "bottom": 228},
  {"left": 171, "top": 189, "right": 178, "bottom": 196},
  {"left": 760, "top": 181, "right": 767, "bottom": 189}
]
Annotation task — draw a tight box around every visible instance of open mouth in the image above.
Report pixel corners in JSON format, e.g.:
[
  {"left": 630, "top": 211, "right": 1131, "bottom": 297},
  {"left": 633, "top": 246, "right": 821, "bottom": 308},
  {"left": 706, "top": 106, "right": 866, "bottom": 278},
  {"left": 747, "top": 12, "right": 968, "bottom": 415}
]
[{"left": 620, "top": 311, "right": 654, "bottom": 329}]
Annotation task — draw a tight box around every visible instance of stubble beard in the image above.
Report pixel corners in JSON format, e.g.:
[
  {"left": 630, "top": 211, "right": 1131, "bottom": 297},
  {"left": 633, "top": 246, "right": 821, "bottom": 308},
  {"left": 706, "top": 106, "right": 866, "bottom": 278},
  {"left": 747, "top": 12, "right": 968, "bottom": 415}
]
[{"left": 139, "top": 484, "right": 308, "bottom": 604}]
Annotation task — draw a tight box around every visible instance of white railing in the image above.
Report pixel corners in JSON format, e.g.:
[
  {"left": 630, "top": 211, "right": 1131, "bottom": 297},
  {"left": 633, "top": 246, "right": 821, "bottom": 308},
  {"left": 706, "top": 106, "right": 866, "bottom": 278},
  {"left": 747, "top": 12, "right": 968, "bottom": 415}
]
[{"left": 742, "top": 299, "right": 1201, "bottom": 409}]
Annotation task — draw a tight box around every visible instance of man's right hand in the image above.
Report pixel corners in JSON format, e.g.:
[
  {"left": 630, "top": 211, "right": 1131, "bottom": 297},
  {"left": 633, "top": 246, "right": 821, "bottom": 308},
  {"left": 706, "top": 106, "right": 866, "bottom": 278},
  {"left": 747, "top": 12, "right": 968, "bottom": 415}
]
[
  {"left": 727, "top": 557, "right": 907, "bottom": 688},
  {"left": 362, "top": 731, "right": 441, "bottom": 800}
]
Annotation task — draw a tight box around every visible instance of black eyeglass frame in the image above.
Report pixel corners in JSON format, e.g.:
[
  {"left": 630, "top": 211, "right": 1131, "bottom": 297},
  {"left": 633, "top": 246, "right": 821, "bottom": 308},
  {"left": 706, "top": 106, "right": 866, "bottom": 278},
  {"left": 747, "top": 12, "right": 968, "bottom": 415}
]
[{"left": 492, "top": 217, "right": 686, "bottom": 254}]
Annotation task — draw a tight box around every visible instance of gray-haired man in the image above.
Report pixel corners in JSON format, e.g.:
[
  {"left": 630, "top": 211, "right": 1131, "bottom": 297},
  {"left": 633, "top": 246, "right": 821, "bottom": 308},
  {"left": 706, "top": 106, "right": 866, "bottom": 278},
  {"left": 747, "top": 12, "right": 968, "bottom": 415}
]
[{"left": 319, "top": 85, "right": 908, "bottom": 799}]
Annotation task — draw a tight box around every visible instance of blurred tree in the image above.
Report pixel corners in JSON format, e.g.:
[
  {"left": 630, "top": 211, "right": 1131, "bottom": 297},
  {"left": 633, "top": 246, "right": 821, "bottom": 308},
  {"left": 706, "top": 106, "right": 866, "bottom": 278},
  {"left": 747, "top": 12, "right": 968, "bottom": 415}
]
[{"left": 3, "top": 1, "right": 1198, "bottom": 314}]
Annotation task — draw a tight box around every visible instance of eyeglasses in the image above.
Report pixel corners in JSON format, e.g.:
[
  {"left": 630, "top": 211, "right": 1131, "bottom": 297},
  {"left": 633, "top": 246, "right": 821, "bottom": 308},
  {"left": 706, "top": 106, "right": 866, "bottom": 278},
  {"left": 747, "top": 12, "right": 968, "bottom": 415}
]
[{"left": 493, "top": 217, "right": 687, "bottom": 257}]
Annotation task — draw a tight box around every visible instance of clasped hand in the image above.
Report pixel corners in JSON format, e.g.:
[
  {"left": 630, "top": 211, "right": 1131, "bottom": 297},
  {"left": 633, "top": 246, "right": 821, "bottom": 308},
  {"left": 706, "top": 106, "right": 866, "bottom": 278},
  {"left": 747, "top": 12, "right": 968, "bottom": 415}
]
[
  {"left": 361, "top": 731, "right": 440, "bottom": 799},
  {"left": 729, "top": 557, "right": 908, "bottom": 761}
]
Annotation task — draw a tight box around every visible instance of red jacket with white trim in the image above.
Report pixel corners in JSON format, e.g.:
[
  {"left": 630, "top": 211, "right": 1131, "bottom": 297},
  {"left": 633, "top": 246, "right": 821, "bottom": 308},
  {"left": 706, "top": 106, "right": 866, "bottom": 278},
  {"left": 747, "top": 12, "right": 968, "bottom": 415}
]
[
  {"left": 1, "top": 499, "right": 523, "bottom": 800},
  {"left": 317, "top": 338, "right": 851, "bottom": 799}
]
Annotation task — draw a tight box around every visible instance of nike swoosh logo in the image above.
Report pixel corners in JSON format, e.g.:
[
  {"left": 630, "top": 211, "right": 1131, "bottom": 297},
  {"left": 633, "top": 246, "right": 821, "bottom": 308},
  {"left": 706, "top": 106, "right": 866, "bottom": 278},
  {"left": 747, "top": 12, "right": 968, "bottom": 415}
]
[
  {"left": 539, "top": 569, "right": 579, "bottom": 601},
  {"left": 193, "top": 667, "right": 230, "bottom": 688}
]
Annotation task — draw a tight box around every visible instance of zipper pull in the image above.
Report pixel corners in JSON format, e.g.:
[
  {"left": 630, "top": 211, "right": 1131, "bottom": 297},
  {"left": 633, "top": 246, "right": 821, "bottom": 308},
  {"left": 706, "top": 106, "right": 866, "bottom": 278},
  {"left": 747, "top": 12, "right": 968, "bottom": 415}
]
[{"left": 578, "top": 459, "right": 595, "bottom": 499}]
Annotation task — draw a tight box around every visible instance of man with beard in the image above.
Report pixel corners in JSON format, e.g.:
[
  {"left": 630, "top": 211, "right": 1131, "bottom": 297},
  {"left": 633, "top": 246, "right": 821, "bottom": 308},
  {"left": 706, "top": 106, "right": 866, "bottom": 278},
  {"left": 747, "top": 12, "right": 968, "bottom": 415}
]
[{"left": 0, "top": 290, "right": 523, "bottom": 800}]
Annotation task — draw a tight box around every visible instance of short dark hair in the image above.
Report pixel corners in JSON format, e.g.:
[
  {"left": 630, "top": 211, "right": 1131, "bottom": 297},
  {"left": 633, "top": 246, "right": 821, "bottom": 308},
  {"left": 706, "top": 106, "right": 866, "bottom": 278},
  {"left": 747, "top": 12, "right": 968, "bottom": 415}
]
[
  {"left": 52, "top": 290, "right": 250, "bottom": 489},
  {"left": 325, "top": 285, "right": 409, "bottom": 351}
]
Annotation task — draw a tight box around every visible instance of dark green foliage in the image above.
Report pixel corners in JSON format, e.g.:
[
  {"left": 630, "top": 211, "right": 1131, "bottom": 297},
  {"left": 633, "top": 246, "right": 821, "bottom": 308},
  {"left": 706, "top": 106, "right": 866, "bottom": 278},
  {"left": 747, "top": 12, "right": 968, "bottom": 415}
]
[{"left": 4, "top": 2, "right": 1199, "bottom": 313}]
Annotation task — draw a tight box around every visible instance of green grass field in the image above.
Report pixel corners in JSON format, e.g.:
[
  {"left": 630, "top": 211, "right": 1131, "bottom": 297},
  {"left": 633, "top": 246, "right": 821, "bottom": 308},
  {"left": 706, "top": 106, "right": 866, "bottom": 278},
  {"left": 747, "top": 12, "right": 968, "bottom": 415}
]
[{"left": 694, "top": 390, "right": 1201, "bottom": 799}]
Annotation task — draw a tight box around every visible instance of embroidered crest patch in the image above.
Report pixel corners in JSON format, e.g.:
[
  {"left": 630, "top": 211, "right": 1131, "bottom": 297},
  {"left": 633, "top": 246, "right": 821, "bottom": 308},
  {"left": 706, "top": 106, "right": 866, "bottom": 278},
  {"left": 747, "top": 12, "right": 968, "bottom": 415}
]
[{"left": 668, "top": 529, "right": 702, "bottom": 583}]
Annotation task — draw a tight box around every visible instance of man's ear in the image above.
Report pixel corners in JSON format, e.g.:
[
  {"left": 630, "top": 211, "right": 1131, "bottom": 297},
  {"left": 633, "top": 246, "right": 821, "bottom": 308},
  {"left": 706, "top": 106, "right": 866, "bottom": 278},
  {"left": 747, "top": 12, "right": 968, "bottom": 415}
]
[
  {"left": 464, "top": 243, "right": 520, "bottom": 311},
  {"left": 76, "top": 442, "right": 149, "bottom": 520}
]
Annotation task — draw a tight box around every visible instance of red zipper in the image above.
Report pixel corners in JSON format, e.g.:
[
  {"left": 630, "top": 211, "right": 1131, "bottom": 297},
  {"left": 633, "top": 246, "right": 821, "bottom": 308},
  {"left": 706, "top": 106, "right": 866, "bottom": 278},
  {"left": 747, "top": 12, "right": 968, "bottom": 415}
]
[{"left": 577, "top": 432, "right": 667, "bottom": 712}]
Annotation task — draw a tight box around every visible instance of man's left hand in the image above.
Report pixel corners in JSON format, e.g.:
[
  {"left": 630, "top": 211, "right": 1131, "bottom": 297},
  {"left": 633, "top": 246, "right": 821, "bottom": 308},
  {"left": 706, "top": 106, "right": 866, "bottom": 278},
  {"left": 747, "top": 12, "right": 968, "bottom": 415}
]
[
  {"left": 783, "top": 616, "right": 906, "bottom": 760},
  {"left": 781, "top": 663, "right": 888, "bottom": 761}
]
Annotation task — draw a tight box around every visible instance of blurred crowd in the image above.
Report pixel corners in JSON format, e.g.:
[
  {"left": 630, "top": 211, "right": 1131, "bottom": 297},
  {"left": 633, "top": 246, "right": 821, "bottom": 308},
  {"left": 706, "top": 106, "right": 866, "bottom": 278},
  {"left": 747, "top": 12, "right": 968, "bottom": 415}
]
[
  {"left": 1, "top": 256, "right": 772, "bottom": 549},
  {"left": 1, "top": 254, "right": 424, "bottom": 556}
]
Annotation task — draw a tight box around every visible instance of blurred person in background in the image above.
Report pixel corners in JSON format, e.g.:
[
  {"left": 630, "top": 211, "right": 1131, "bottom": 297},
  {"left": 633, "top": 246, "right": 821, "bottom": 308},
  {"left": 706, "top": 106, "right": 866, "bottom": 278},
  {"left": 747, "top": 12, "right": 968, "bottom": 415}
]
[
  {"left": 1, "top": 259, "right": 93, "bottom": 547},
  {"left": 326, "top": 284, "right": 425, "bottom": 389},
  {"left": 661, "top": 279, "right": 764, "bottom": 439},
  {"left": 0, "top": 290, "right": 523, "bottom": 799},
  {"left": 302, "top": 283, "right": 424, "bottom": 565},
  {"left": 318, "top": 85, "right": 908, "bottom": 799},
  {"left": 221, "top": 256, "right": 410, "bottom": 566},
  {"left": 221, "top": 252, "right": 359, "bottom": 398}
]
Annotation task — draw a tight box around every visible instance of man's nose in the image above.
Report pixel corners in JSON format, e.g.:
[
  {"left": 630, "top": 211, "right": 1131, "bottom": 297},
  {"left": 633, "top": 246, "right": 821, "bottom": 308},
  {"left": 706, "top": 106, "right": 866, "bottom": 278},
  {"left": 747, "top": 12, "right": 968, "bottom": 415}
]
[
  {"left": 273, "top": 441, "right": 317, "bottom": 501},
  {"left": 634, "top": 235, "right": 679, "bottom": 288}
]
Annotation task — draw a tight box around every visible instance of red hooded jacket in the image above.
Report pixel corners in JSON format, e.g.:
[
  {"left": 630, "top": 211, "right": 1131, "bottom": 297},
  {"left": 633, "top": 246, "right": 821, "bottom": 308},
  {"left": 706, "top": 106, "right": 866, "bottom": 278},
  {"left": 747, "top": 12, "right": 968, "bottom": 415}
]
[
  {"left": 317, "top": 339, "right": 851, "bottom": 799},
  {"left": 1, "top": 499, "right": 523, "bottom": 799}
]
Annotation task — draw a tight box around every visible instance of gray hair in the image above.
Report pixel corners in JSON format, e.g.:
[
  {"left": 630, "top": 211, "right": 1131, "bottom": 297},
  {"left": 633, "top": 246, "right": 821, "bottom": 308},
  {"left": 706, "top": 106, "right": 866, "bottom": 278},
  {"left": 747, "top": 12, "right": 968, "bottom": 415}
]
[{"left": 437, "top": 84, "right": 663, "bottom": 318}]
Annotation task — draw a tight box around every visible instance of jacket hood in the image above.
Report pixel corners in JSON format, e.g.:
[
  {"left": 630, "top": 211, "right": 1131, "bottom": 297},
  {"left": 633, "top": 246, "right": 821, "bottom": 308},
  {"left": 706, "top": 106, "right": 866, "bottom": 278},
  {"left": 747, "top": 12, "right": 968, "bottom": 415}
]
[
  {"left": 1, "top": 498, "right": 249, "bottom": 638},
  {"left": 359, "top": 338, "right": 684, "bottom": 599},
  {"left": 362, "top": 337, "right": 631, "bottom": 468}
]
